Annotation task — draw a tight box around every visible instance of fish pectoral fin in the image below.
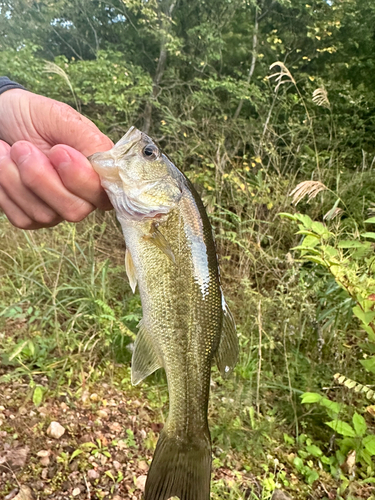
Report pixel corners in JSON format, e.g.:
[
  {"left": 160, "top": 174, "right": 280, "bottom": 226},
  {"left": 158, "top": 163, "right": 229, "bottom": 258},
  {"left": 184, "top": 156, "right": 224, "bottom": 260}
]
[
  {"left": 125, "top": 248, "right": 138, "bottom": 293},
  {"left": 215, "top": 300, "right": 239, "bottom": 378},
  {"left": 143, "top": 223, "right": 175, "bottom": 264},
  {"left": 131, "top": 320, "right": 163, "bottom": 386}
]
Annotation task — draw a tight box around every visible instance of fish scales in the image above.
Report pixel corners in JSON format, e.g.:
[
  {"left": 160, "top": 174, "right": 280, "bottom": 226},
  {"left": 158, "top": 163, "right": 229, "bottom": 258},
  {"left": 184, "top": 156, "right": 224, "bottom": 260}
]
[{"left": 89, "top": 127, "right": 238, "bottom": 500}]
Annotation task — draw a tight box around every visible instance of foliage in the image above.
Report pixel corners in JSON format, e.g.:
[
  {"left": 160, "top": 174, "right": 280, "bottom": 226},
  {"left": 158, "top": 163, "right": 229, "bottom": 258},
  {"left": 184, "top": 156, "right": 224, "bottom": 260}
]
[{"left": 1, "top": 0, "right": 375, "bottom": 497}]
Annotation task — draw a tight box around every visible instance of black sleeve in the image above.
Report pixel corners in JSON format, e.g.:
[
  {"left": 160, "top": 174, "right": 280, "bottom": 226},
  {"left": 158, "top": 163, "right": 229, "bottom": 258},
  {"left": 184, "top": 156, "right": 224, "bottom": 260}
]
[{"left": 0, "top": 77, "right": 26, "bottom": 96}]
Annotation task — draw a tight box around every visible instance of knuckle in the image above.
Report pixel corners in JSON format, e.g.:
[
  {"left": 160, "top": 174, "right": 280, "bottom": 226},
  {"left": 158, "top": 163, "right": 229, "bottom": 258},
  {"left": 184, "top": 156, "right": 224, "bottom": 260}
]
[
  {"left": 20, "top": 167, "right": 40, "bottom": 190},
  {"left": 63, "top": 201, "right": 91, "bottom": 223},
  {"left": 31, "top": 210, "right": 59, "bottom": 227}
]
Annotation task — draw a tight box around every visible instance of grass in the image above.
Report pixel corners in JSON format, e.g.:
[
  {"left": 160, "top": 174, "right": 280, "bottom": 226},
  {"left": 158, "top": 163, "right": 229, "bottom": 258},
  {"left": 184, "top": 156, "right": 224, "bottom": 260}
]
[{"left": 0, "top": 166, "right": 374, "bottom": 499}]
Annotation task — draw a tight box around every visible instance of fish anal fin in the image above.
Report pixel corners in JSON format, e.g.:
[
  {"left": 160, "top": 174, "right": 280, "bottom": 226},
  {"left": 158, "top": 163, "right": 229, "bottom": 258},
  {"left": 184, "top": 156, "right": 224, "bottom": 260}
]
[
  {"left": 131, "top": 320, "right": 162, "bottom": 385},
  {"left": 215, "top": 300, "right": 239, "bottom": 378},
  {"left": 125, "top": 248, "right": 137, "bottom": 293},
  {"left": 143, "top": 223, "right": 175, "bottom": 263},
  {"left": 145, "top": 429, "right": 211, "bottom": 500}
]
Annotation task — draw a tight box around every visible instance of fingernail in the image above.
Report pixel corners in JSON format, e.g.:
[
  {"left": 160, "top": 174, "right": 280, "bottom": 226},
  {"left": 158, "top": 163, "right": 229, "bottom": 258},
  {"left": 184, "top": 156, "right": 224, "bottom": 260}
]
[
  {"left": 51, "top": 148, "right": 72, "bottom": 169},
  {"left": 13, "top": 143, "right": 32, "bottom": 164}
]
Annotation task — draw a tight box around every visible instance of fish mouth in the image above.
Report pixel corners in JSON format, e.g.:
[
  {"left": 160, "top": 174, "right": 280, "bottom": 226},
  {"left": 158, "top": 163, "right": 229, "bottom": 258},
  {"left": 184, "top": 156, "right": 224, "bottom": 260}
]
[
  {"left": 115, "top": 126, "right": 143, "bottom": 151},
  {"left": 88, "top": 126, "right": 143, "bottom": 178}
]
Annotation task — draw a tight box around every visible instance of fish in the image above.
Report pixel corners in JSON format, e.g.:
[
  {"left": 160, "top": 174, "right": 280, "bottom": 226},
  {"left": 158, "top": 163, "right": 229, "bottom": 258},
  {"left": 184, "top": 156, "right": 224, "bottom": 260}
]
[{"left": 88, "top": 126, "right": 238, "bottom": 500}]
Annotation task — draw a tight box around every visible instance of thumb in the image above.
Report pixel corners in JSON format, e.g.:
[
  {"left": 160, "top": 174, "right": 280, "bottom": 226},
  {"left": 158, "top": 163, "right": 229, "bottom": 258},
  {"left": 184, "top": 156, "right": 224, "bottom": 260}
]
[{"left": 31, "top": 93, "right": 114, "bottom": 156}]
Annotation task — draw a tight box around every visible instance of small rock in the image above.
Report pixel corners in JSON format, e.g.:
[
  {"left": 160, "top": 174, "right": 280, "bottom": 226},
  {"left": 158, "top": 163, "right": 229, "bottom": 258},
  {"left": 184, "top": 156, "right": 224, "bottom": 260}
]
[
  {"left": 60, "top": 402, "right": 68, "bottom": 411},
  {"left": 97, "top": 452, "right": 108, "bottom": 466},
  {"left": 81, "top": 391, "right": 90, "bottom": 403},
  {"left": 4, "top": 488, "right": 18, "bottom": 500},
  {"left": 46, "top": 421, "right": 65, "bottom": 439},
  {"left": 138, "top": 460, "right": 148, "bottom": 472},
  {"left": 37, "top": 450, "right": 50, "bottom": 458},
  {"left": 96, "top": 409, "right": 109, "bottom": 420},
  {"left": 90, "top": 393, "right": 99, "bottom": 402},
  {"left": 272, "top": 490, "right": 292, "bottom": 500},
  {"left": 109, "top": 422, "right": 122, "bottom": 433},
  {"left": 113, "top": 460, "right": 122, "bottom": 470},
  {"left": 72, "top": 487, "right": 81, "bottom": 497},
  {"left": 139, "top": 429, "right": 147, "bottom": 440},
  {"left": 41, "top": 468, "right": 48, "bottom": 480},
  {"left": 40, "top": 456, "right": 50, "bottom": 466},
  {"left": 13, "top": 486, "right": 34, "bottom": 500},
  {"left": 136, "top": 475, "right": 147, "bottom": 492},
  {"left": 87, "top": 469, "right": 99, "bottom": 480},
  {"left": 29, "top": 411, "right": 36, "bottom": 418}
]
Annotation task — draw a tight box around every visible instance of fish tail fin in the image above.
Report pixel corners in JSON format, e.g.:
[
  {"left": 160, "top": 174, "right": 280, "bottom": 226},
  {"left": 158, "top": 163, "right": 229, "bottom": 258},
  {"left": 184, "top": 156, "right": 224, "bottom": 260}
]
[{"left": 145, "top": 429, "right": 211, "bottom": 500}]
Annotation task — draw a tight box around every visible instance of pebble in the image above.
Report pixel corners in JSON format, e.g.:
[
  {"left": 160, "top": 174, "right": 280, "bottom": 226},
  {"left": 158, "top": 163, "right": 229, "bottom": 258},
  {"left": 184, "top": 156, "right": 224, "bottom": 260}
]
[
  {"left": 135, "top": 475, "right": 147, "bottom": 492},
  {"left": 72, "top": 487, "right": 81, "bottom": 497},
  {"left": 46, "top": 422, "right": 66, "bottom": 439},
  {"left": 37, "top": 450, "right": 50, "bottom": 458},
  {"left": 90, "top": 393, "right": 99, "bottom": 402},
  {"left": 138, "top": 460, "right": 148, "bottom": 471},
  {"left": 12, "top": 486, "right": 34, "bottom": 500},
  {"left": 87, "top": 469, "right": 99, "bottom": 480},
  {"left": 113, "top": 460, "right": 122, "bottom": 470},
  {"left": 96, "top": 409, "right": 109, "bottom": 420},
  {"left": 109, "top": 422, "right": 122, "bottom": 433},
  {"left": 40, "top": 456, "right": 50, "bottom": 467}
]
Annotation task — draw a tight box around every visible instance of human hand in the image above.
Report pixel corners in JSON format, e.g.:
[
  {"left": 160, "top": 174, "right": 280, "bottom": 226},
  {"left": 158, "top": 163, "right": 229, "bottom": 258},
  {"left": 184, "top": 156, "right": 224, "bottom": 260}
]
[{"left": 0, "top": 89, "right": 113, "bottom": 229}]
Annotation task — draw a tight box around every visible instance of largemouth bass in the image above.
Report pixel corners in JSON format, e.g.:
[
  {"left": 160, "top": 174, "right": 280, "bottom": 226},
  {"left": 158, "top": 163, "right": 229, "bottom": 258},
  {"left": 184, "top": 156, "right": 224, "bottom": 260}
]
[{"left": 89, "top": 127, "right": 238, "bottom": 500}]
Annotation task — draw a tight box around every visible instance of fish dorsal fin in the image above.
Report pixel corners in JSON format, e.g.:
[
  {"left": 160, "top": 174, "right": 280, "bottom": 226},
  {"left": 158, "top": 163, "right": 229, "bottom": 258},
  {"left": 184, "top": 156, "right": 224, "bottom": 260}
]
[
  {"left": 125, "top": 248, "right": 138, "bottom": 293},
  {"left": 215, "top": 300, "right": 239, "bottom": 378},
  {"left": 143, "top": 222, "right": 175, "bottom": 263},
  {"left": 131, "top": 319, "right": 163, "bottom": 386}
]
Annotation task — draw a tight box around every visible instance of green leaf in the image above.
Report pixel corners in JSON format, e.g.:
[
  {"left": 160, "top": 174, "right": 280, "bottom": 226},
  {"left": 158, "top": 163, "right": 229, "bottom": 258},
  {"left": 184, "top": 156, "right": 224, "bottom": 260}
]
[
  {"left": 363, "top": 436, "right": 375, "bottom": 456},
  {"left": 306, "top": 445, "right": 323, "bottom": 457},
  {"left": 364, "top": 217, "right": 375, "bottom": 224},
  {"left": 352, "top": 306, "right": 375, "bottom": 326},
  {"left": 311, "top": 221, "right": 327, "bottom": 236},
  {"left": 320, "top": 398, "right": 342, "bottom": 415},
  {"left": 360, "top": 357, "right": 375, "bottom": 374},
  {"left": 293, "top": 456, "right": 304, "bottom": 472},
  {"left": 8, "top": 340, "right": 28, "bottom": 361},
  {"left": 278, "top": 212, "right": 296, "bottom": 221},
  {"left": 325, "top": 420, "right": 356, "bottom": 437},
  {"left": 306, "top": 469, "right": 319, "bottom": 485},
  {"left": 295, "top": 214, "right": 313, "bottom": 229},
  {"left": 105, "top": 470, "right": 115, "bottom": 481},
  {"left": 301, "top": 392, "right": 322, "bottom": 404},
  {"left": 32, "top": 385, "right": 44, "bottom": 407},
  {"left": 362, "top": 232, "right": 375, "bottom": 240},
  {"left": 302, "top": 235, "right": 321, "bottom": 248},
  {"left": 70, "top": 449, "right": 83, "bottom": 461},
  {"left": 352, "top": 412, "right": 367, "bottom": 436},
  {"left": 338, "top": 240, "right": 365, "bottom": 248}
]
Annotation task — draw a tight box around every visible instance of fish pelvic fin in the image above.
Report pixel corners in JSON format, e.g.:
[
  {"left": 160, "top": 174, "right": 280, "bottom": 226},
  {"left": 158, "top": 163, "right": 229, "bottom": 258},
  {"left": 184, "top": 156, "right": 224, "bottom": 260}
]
[
  {"left": 215, "top": 300, "right": 239, "bottom": 378},
  {"left": 145, "top": 429, "right": 211, "bottom": 500},
  {"left": 131, "top": 320, "right": 163, "bottom": 385},
  {"left": 125, "top": 248, "right": 138, "bottom": 293}
]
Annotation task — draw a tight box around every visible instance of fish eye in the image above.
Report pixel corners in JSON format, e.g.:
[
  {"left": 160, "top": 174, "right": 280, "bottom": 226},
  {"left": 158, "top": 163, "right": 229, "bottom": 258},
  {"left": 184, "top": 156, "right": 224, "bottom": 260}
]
[{"left": 142, "top": 144, "right": 159, "bottom": 160}]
